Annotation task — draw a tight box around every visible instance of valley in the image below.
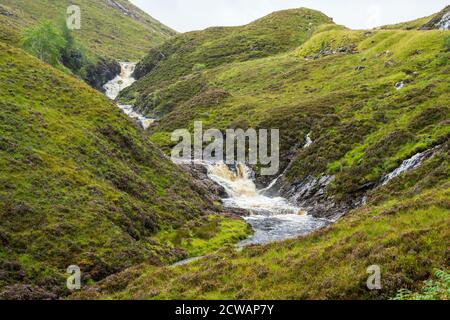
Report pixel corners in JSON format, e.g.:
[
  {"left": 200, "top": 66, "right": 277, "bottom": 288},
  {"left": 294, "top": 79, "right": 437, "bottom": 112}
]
[{"left": 0, "top": 1, "right": 449, "bottom": 300}]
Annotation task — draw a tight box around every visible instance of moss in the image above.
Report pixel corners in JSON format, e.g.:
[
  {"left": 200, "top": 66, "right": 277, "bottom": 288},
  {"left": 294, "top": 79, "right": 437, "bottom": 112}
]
[{"left": 154, "top": 215, "right": 251, "bottom": 258}]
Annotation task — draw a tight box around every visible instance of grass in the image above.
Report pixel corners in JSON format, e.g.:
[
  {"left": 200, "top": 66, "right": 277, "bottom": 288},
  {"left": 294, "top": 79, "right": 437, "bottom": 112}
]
[
  {"left": 392, "top": 269, "right": 449, "bottom": 300},
  {"left": 0, "top": 0, "right": 175, "bottom": 61},
  {"left": 125, "top": 26, "right": 449, "bottom": 198},
  {"left": 1, "top": 5, "right": 449, "bottom": 300},
  {"left": 62, "top": 11, "right": 450, "bottom": 300},
  {"left": 72, "top": 153, "right": 450, "bottom": 299},
  {"left": 154, "top": 215, "right": 252, "bottom": 258},
  {"left": 129, "top": 8, "right": 333, "bottom": 85},
  {"left": 0, "top": 42, "right": 245, "bottom": 298}
]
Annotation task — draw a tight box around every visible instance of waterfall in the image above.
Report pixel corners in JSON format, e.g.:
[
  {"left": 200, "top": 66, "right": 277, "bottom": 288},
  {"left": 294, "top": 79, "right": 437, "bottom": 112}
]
[
  {"left": 382, "top": 151, "right": 429, "bottom": 186},
  {"left": 204, "top": 161, "right": 329, "bottom": 245},
  {"left": 103, "top": 62, "right": 155, "bottom": 129},
  {"left": 104, "top": 62, "right": 137, "bottom": 100}
]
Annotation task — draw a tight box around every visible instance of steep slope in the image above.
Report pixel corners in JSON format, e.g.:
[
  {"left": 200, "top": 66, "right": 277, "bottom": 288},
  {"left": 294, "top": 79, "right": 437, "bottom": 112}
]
[
  {"left": 0, "top": 0, "right": 175, "bottom": 60},
  {"left": 0, "top": 42, "right": 248, "bottom": 299},
  {"left": 72, "top": 16, "right": 450, "bottom": 299}
]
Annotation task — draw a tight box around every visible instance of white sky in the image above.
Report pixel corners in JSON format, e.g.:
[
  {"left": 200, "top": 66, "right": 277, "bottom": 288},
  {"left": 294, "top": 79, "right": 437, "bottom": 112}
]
[{"left": 130, "top": 0, "right": 449, "bottom": 32}]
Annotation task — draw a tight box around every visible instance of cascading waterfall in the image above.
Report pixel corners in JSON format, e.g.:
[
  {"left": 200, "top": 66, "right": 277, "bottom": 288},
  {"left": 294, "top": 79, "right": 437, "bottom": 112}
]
[
  {"left": 104, "top": 66, "right": 329, "bottom": 246},
  {"left": 103, "top": 62, "right": 155, "bottom": 129},
  {"left": 206, "top": 162, "right": 329, "bottom": 245},
  {"left": 382, "top": 149, "right": 434, "bottom": 186}
]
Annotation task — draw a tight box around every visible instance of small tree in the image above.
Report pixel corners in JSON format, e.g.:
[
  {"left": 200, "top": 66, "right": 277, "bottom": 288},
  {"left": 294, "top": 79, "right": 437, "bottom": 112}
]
[{"left": 21, "top": 21, "right": 66, "bottom": 66}]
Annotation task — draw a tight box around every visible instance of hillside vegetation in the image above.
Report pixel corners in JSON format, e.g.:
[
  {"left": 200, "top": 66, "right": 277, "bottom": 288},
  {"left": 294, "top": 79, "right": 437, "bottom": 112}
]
[
  {"left": 0, "top": 0, "right": 175, "bottom": 60},
  {"left": 123, "top": 15, "right": 450, "bottom": 204},
  {"left": 65, "top": 9, "right": 450, "bottom": 299},
  {"left": 0, "top": 4, "right": 448, "bottom": 300},
  {"left": 128, "top": 8, "right": 332, "bottom": 87},
  {"left": 0, "top": 42, "right": 248, "bottom": 299}
]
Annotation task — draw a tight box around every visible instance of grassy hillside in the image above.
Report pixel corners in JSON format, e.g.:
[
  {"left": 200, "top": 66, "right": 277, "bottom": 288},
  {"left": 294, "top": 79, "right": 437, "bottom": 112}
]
[
  {"left": 128, "top": 8, "right": 333, "bottom": 86},
  {"left": 1, "top": 4, "right": 449, "bottom": 300},
  {"left": 380, "top": 15, "right": 436, "bottom": 30},
  {"left": 0, "top": 42, "right": 249, "bottom": 299},
  {"left": 64, "top": 11, "right": 450, "bottom": 300},
  {"left": 0, "top": 0, "right": 175, "bottom": 60},
  {"left": 73, "top": 144, "right": 449, "bottom": 299},
  {"left": 124, "top": 22, "right": 450, "bottom": 203}
]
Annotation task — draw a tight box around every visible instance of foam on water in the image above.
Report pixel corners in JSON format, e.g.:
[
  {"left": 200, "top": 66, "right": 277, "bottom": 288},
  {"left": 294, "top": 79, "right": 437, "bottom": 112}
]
[
  {"left": 103, "top": 62, "right": 155, "bottom": 129},
  {"left": 206, "top": 162, "right": 329, "bottom": 245}
]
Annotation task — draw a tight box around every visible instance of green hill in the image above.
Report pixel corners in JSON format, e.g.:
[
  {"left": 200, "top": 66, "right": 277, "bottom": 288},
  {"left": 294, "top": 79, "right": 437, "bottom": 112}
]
[
  {"left": 130, "top": 8, "right": 333, "bottom": 84},
  {"left": 0, "top": 0, "right": 175, "bottom": 60},
  {"left": 0, "top": 42, "right": 248, "bottom": 299},
  {"left": 123, "top": 17, "right": 450, "bottom": 205},
  {"left": 1, "top": 4, "right": 449, "bottom": 301},
  {"left": 66, "top": 9, "right": 450, "bottom": 299}
]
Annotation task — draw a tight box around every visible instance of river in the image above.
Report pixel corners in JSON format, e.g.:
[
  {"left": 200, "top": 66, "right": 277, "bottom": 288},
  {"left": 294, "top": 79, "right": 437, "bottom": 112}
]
[{"left": 104, "top": 62, "right": 330, "bottom": 246}]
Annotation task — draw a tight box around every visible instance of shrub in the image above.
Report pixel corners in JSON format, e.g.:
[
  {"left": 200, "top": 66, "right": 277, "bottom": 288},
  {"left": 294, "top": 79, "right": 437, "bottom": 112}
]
[
  {"left": 21, "top": 21, "right": 66, "bottom": 66},
  {"left": 192, "top": 63, "right": 206, "bottom": 72},
  {"left": 393, "top": 269, "right": 450, "bottom": 300}
]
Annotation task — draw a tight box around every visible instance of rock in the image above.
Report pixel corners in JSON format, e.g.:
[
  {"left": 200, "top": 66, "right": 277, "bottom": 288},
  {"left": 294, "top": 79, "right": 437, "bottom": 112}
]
[
  {"left": 225, "top": 207, "right": 251, "bottom": 217},
  {"left": 281, "top": 175, "right": 364, "bottom": 220},
  {"left": 0, "top": 5, "right": 14, "bottom": 16},
  {"left": 395, "top": 81, "right": 405, "bottom": 90},
  {"left": 420, "top": 6, "right": 450, "bottom": 30},
  {"left": 0, "top": 284, "right": 58, "bottom": 300},
  {"left": 180, "top": 163, "right": 228, "bottom": 201},
  {"left": 85, "top": 58, "right": 121, "bottom": 92},
  {"left": 384, "top": 60, "right": 396, "bottom": 67}
]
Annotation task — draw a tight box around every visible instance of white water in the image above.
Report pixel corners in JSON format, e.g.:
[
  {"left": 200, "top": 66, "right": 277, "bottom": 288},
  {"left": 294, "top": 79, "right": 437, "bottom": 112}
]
[
  {"left": 437, "top": 12, "right": 450, "bottom": 30},
  {"left": 382, "top": 151, "right": 428, "bottom": 186},
  {"left": 206, "top": 162, "right": 329, "bottom": 245},
  {"left": 304, "top": 132, "right": 313, "bottom": 148},
  {"left": 103, "top": 62, "right": 155, "bottom": 129}
]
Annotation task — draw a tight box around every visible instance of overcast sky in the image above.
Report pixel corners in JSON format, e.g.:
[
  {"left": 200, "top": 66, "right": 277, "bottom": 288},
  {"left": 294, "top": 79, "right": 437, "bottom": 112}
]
[{"left": 130, "top": 0, "right": 448, "bottom": 32}]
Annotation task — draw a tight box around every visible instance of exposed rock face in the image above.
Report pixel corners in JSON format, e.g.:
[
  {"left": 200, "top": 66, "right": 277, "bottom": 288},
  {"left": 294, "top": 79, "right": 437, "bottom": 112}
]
[
  {"left": 281, "top": 175, "right": 357, "bottom": 220},
  {"left": 310, "top": 44, "right": 358, "bottom": 60},
  {"left": 421, "top": 6, "right": 450, "bottom": 30},
  {"left": 85, "top": 58, "right": 121, "bottom": 92},
  {"left": 0, "top": 4, "right": 14, "bottom": 16},
  {"left": 181, "top": 163, "right": 228, "bottom": 202}
]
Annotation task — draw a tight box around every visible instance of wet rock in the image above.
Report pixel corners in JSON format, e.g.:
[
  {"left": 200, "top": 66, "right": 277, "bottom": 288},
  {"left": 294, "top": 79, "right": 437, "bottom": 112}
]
[
  {"left": 420, "top": 6, "right": 450, "bottom": 30},
  {"left": 181, "top": 163, "right": 228, "bottom": 201},
  {"left": 381, "top": 147, "right": 437, "bottom": 186},
  {"left": 85, "top": 58, "right": 121, "bottom": 92},
  {"left": 281, "top": 175, "right": 360, "bottom": 220}
]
